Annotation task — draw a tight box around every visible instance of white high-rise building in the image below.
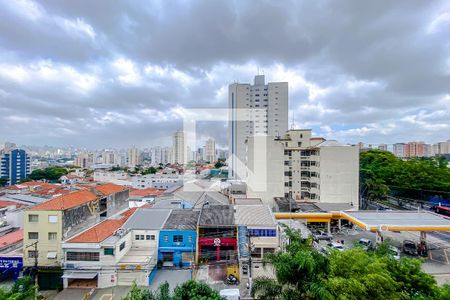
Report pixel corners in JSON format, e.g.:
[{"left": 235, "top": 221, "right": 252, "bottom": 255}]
[
  {"left": 204, "top": 138, "right": 216, "bottom": 162},
  {"left": 172, "top": 130, "right": 186, "bottom": 165},
  {"left": 228, "top": 75, "right": 288, "bottom": 179},
  {"left": 128, "top": 146, "right": 140, "bottom": 168}
]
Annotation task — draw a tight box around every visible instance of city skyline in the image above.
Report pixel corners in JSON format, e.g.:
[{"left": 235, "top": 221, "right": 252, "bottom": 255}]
[{"left": 1, "top": 1, "right": 449, "bottom": 148}]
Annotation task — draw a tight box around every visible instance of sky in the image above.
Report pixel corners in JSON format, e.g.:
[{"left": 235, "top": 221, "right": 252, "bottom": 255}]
[{"left": 0, "top": 0, "right": 449, "bottom": 149}]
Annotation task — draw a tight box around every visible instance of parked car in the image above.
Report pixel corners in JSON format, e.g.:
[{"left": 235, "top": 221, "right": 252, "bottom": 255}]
[
  {"left": 358, "top": 238, "right": 374, "bottom": 250},
  {"left": 220, "top": 289, "right": 240, "bottom": 300},
  {"left": 402, "top": 240, "right": 418, "bottom": 256},
  {"left": 313, "top": 230, "right": 333, "bottom": 241},
  {"left": 327, "top": 242, "right": 345, "bottom": 252},
  {"left": 388, "top": 246, "right": 401, "bottom": 260}
]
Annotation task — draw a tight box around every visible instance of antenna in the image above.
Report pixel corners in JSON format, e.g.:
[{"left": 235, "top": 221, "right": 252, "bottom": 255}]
[{"left": 291, "top": 111, "right": 295, "bottom": 129}]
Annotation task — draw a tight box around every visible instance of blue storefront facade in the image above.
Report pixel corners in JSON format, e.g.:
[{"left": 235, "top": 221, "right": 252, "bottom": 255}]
[{"left": 158, "top": 210, "right": 199, "bottom": 267}]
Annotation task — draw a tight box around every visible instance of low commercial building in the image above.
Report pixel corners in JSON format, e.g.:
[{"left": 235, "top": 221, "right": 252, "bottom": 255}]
[
  {"left": 120, "top": 208, "right": 171, "bottom": 286},
  {"left": 61, "top": 209, "right": 137, "bottom": 289},
  {"left": 132, "top": 174, "right": 183, "bottom": 190},
  {"left": 235, "top": 204, "right": 278, "bottom": 279},
  {"left": 197, "top": 205, "right": 237, "bottom": 264},
  {"left": 158, "top": 210, "right": 199, "bottom": 267}
]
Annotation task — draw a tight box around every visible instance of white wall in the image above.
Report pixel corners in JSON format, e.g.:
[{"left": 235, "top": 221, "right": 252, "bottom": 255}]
[{"left": 319, "top": 145, "right": 359, "bottom": 206}]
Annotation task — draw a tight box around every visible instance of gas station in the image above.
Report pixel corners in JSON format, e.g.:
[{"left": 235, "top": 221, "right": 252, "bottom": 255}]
[{"left": 274, "top": 210, "right": 450, "bottom": 249}]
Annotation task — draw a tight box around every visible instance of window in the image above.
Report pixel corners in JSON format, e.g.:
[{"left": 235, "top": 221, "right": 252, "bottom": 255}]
[
  {"left": 188, "top": 236, "right": 193, "bottom": 243},
  {"left": 119, "top": 242, "right": 125, "bottom": 251},
  {"left": 163, "top": 235, "right": 169, "bottom": 242},
  {"left": 135, "top": 235, "right": 140, "bottom": 240},
  {"left": 173, "top": 235, "right": 183, "bottom": 243},
  {"left": 29, "top": 215, "right": 38, "bottom": 222},
  {"left": 146, "top": 235, "right": 155, "bottom": 240},
  {"left": 140, "top": 235, "right": 145, "bottom": 240},
  {"left": 104, "top": 248, "right": 114, "bottom": 255},
  {"left": 48, "top": 215, "right": 58, "bottom": 223},
  {"left": 28, "top": 232, "right": 38, "bottom": 240},
  {"left": 66, "top": 252, "right": 100, "bottom": 261},
  {"left": 48, "top": 232, "right": 57, "bottom": 240},
  {"left": 28, "top": 250, "right": 38, "bottom": 258}
]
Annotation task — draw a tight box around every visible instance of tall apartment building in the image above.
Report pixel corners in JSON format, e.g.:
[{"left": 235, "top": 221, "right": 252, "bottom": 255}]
[
  {"left": 378, "top": 144, "right": 388, "bottom": 151},
  {"left": 204, "top": 138, "right": 216, "bottom": 162},
  {"left": 172, "top": 130, "right": 186, "bottom": 165},
  {"left": 247, "top": 130, "right": 359, "bottom": 207},
  {"left": 102, "top": 150, "right": 117, "bottom": 165},
  {"left": 74, "top": 152, "right": 94, "bottom": 169},
  {"left": 128, "top": 146, "right": 140, "bottom": 168},
  {"left": 433, "top": 141, "right": 450, "bottom": 155},
  {"left": 405, "top": 141, "right": 426, "bottom": 158},
  {"left": 228, "top": 75, "right": 288, "bottom": 179},
  {"left": 1, "top": 148, "right": 30, "bottom": 185},
  {"left": 393, "top": 143, "right": 406, "bottom": 158}
]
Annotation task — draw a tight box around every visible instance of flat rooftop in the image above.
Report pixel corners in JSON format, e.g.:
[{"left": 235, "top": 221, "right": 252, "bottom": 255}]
[
  {"left": 344, "top": 211, "right": 450, "bottom": 231},
  {"left": 123, "top": 208, "right": 171, "bottom": 230}
]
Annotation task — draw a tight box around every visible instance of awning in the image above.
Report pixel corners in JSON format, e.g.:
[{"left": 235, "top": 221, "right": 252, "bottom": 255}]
[
  {"left": 62, "top": 272, "right": 98, "bottom": 279},
  {"left": 47, "top": 252, "right": 57, "bottom": 259}
]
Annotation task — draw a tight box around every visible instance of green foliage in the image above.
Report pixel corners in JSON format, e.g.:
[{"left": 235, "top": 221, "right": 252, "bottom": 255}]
[
  {"left": 214, "top": 160, "right": 225, "bottom": 169},
  {"left": 142, "top": 167, "right": 158, "bottom": 175},
  {"left": 123, "top": 280, "right": 224, "bottom": 300},
  {"left": 0, "top": 276, "right": 38, "bottom": 300},
  {"left": 0, "top": 177, "right": 8, "bottom": 186},
  {"left": 360, "top": 150, "right": 450, "bottom": 202},
  {"left": 252, "top": 226, "right": 447, "bottom": 300},
  {"left": 29, "top": 167, "right": 68, "bottom": 181}
]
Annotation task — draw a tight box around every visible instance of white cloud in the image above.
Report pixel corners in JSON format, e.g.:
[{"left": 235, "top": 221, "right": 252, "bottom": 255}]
[
  {"left": 112, "top": 58, "right": 142, "bottom": 86},
  {"left": 56, "top": 17, "right": 96, "bottom": 40}
]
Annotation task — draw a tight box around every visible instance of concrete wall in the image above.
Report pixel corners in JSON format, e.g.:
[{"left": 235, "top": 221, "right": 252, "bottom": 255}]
[
  {"left": 246, "top": 136, "right": 284, "bottom": 206},
  {"left": 319, "top": 145, "right": 359, "bottom": 206}
]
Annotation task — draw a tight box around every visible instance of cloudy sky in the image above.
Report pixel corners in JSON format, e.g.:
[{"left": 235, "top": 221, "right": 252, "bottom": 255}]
[{"left": 0, "top": 0, "right": 449, "bottom": 149}]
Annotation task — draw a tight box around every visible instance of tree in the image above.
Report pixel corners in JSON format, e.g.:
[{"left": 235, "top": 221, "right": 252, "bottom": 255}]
[
  {"left": 0, "top": 276, "right": 38, "bottom": 300},
  {"left": 29, "top": 167, "right": 68, "bottom": 181},
  {"left": 142, "top": 167, "right": 158, "bottom": 175},
  {"left": 0, "top": 177, "right": 8, "bottom": 187},
  {"left": 252, "top": 226, "right": 331, "bottom": 300},
  {"left": 123, "top": 280, "right": 224, "bottom": 300}
]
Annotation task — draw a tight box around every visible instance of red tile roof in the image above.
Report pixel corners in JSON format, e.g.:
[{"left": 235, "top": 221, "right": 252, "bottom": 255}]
[
  {"left": 67, "top": 208, "right": 137, "bottom": 243},
  {"left": 0, "top": 200, "right": 26, "bottom": 209},
  {"left": 95, "top": 183, "right": 127, "bottom": 196},
  {"left": 129, "top": 188, "right": 164, "bottom": 198},
  {"left": 0, "top": 229, "right": 23, "bottom": 248},
  {"left": 30, "top": 190, "right": 97, "bottom": 211}
]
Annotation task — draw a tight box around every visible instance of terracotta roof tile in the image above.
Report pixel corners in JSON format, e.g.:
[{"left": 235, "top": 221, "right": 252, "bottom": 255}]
[
  {"left": 0, "top": 200, "right": 26, "bottom": 209},
  {"left": 129, "top": 188, "right": 164, "bottom": 197},
  {"left": 95, "top": 183, "right": 127, "bottom": 196},
  {"left": 0, "top": 229, "right": 23, "bottom": 247},
  {"left": 30, "top": 190, "right": 97, "bottom": 211},
  {"left": 67, "top": 208, "right": 137, "bottom": 243}
]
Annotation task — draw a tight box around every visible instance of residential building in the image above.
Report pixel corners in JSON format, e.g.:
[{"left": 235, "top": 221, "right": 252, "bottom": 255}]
[
  {"left": 172, "top": 130, "right": 186, "bottom": 165},
  {"left": 74, "top": 152, "right": 94, "bottom": 169},
  {"left": 23, "top": 184, "right": 129, "bottom": 289},
  {"left": 246, "top": 130, "right": 359, "bottom": 207},
  {"left": 1, "top": 149, "right": 30, "bottom": 185},
  {"left": 404, "top": 141, "right": 426, "bottom": 158},
  {"left": 378, "top": 144, "right": 388, "bottom": 151},
  {"left": 158, "top": 210, "right": 199, "bottom": 267},
  {"left": 93, "top": 171, "right": 130, "bottom": 186},
  {"left": 393, "top": 143, "right": 406, "bottom": 158},
  {"left": 204, "top": 138, "right": 216, "bottom": 162},
  {"left": 128, "top": 146, "right": 140, "bottom": 168},
  {"left": 228, "top": 75, "right": 288, "bottom": 179},
  {"left": 131, "top": 174, "right": 183, "bottom": 190}
]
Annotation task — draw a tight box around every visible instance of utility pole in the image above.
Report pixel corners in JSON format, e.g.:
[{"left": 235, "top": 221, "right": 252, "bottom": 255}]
[
  {"left": 247, "top": 231, "right": 252, "bottom": 291},
  {"left": 25, "top": 241, "right": 39, "bottom": 300}
]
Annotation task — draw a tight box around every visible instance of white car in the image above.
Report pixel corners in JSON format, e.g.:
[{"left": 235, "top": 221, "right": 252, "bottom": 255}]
[
  {"left": 327, "top": 242, "right": 345, "bottom": 251},
  {"left": 388, "top": 246, "right": 401, "bottom": 260},
  {"left": 220, "top": 289, "right": 240, "bottom": 300}
]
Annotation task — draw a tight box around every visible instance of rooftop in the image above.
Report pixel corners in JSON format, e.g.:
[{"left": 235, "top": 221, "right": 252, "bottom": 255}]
[
  {"left": 130, "top": 188, "right": 164, "bottom": 198},
  {"left": 344, "top": 211, "right": 450, "bottom": 231},
  {"left": 66, "top": 208, "right": 137, "bottom": 243},
  {"left": 123, "top": 208, "right": 171, "bottom": 230},
  {"left": 199, "top": 205, "right": 234, "bottom": 227},
  {"left": 95, "top": 183, "right": 127, "bottom": 196},
  {"left": 30, "top": 190, "right": 97, "bottom": 211},
  {"left": 235, "top": 205, "right": 276, "bottom": 227},
  {"left": 0, "top": 229, "right": 23, "bottom": 250},
  {"left": 163, "top": 210, "right": 200, "bottom": 230}
]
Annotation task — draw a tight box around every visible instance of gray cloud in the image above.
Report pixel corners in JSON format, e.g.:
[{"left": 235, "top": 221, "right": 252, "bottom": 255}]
[{"left": 0, "top": 0, "right": 449, "bottom": 148}]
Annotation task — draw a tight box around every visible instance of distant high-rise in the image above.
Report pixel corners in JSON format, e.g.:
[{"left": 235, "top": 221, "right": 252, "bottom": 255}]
[
  {"left": 1, "top": 148, "right": 30, "bottom": 185},
  {"left": 228, "top": 75, "right": 288, "bottom": 179},
  {"left": 378, "top": 144, "right": 388, "bottom": 151},
  {"left": 172, "top": 130, "right": 186, "bottom": 165},
  {"left": 204, "top": 138, "right": 216, "bottom": 162},
  {"left": 393, "top": 143, "right": 406, "bottom": 158},
  {"left": 128, "top": 146, "right": 140, "bottom": 168}
]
